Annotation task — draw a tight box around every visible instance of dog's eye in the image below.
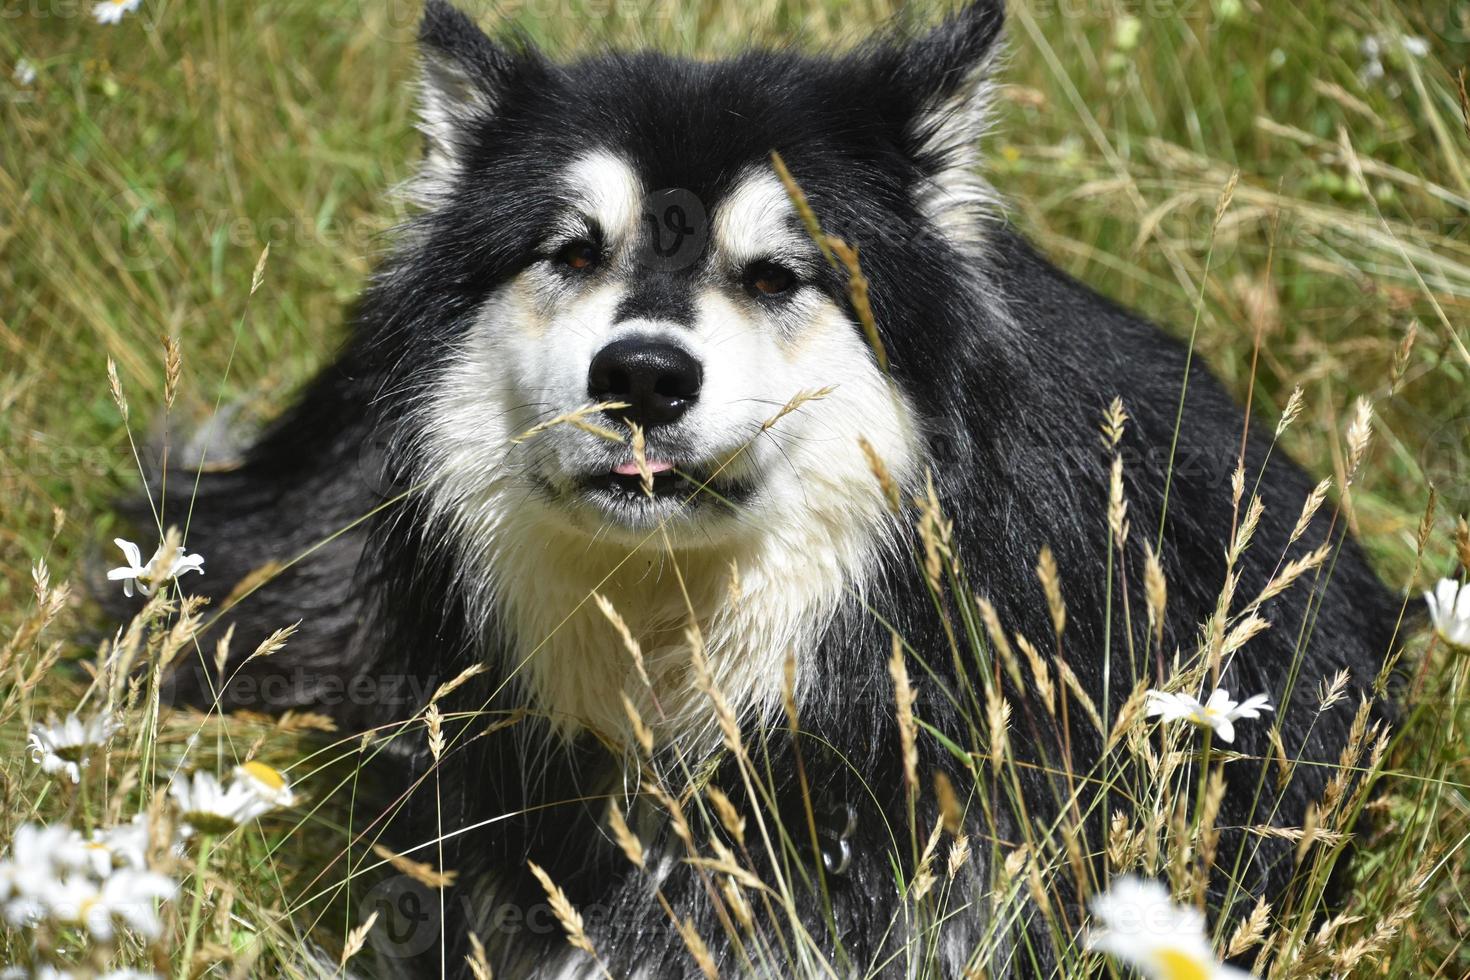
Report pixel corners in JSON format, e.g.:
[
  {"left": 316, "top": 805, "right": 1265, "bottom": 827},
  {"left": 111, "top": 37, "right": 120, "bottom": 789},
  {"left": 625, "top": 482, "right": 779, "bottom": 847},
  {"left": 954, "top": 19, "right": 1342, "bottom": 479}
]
[
  {"left": 745, "top": 261, "right": 796, "bottom": 298},
  {"left": 556, "top": 240, "right": 600, "bottom": 272}
]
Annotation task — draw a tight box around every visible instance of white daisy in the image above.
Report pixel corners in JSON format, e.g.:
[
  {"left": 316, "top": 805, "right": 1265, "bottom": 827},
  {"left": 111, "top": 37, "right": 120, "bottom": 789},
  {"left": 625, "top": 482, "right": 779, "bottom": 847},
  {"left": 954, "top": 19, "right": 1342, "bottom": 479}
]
[
  {"left": 0, "top": 824, "right": 88, "bottom": 927},
  {"left": 1144, "top": 688, "right": 1272, "bottom": 743},
  {"left": 27, "top": 711, "right": 118, "bottom": 783},
  {"left": 85, "top": 814, "right": 152, "bottom": 875},
  {"left": 13, "top": 59, "right": 36, "bottom": 87},
  {"left": 233, "top": 760, "right": 297, "bottom": 809},
  {"left": 45, "top": 867, "right": 175, "bottom": 942},
  {"left": 1425, "top": 578, "right": 1470, "bottom": 652},
  {"left": 92, "top": 0, "right": 142, "bottom": 25},
  {"left": 1088, "top": 877, "right": 1252, "bottom": 979},
  {"left": 169, "top": 763, "right": 295, "bottom": 836},
  {"left": 107, "top": 538, "right": 204, "bottom": 598}
]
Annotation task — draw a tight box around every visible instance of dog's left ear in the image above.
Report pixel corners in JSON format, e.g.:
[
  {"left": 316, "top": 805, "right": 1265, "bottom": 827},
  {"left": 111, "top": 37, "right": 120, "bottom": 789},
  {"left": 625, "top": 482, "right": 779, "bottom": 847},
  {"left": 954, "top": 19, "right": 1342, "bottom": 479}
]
[{"left": 879, "top": 0, "right": 1007, "bottom": 240}]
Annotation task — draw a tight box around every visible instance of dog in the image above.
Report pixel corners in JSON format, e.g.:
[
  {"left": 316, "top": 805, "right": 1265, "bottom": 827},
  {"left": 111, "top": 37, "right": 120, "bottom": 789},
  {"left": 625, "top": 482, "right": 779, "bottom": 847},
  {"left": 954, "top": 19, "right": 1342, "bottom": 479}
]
[{"left": 123, "top": 1, "right": 1400, "bottom": 975}]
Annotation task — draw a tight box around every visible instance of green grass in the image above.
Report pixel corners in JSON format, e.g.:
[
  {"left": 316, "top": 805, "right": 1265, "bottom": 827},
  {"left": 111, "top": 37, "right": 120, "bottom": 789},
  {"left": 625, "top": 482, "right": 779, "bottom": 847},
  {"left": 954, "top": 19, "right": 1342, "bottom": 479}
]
[{"left": 2, "top": 0, "right": 1469, "bottom": 976}]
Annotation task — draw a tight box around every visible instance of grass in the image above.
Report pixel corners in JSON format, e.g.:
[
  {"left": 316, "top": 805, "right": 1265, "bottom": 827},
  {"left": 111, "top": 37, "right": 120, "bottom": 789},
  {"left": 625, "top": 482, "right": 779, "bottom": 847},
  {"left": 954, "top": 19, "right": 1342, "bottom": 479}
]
[{"left": 1, "top": 0, "right": 1469, "bottom": 976}]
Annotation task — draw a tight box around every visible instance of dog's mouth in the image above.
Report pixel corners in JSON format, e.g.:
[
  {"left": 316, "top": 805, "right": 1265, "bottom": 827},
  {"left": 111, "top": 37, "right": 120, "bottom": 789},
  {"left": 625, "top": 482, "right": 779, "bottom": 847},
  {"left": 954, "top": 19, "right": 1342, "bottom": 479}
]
[{"left": 579, "top": 457, "right": 725, "bottom": 502}]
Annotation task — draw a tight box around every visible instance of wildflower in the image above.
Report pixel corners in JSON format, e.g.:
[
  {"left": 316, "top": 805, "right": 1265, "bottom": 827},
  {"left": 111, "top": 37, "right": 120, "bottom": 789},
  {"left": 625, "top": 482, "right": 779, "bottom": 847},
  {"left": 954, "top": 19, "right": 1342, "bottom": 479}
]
[
  {"left": 85, "top": 814, "right": 152, "bottom": 876},
  {"left": 1144, "top": 688, "right": 1272, "bottom": 743},
  {"left": 91, "top": 0, "right": 142, "bottom": 25},
  {"left": 169, "top": 763, "right": 295, "bottom": 836},
  {"left": 1425, "top": 578, "right": 1470, "bottom": 652},
  {"left": 1088, "top": 877, "right": 1251, "bottom": 979},
  {"left": 1359, "top": 33, "right": 1430, "bottom": 85},
  {"left": 44, "top": 866, "right": 176, "bottom": 941},
  {"left": 233, "top": 760, "right": 297, "bottom": 809},
  {"left": 107, "top": 538, "right": 204, "bottom": 598},
  {"left": 27, "top": 711, "right": 118, "bottom": 783},
  {"left": 13, "top": 59, "right": 36, "bottom": 86},
  {"left": 0, "top": 824, "right": 90, "bottom": 926}
]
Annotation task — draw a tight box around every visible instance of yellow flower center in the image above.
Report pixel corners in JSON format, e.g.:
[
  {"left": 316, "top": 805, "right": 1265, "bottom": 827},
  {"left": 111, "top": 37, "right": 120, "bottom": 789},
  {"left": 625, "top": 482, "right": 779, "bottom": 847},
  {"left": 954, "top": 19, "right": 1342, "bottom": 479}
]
[
  {"left": 1153, "top": 947, "right": 1212, "bottom": 980},
  {"left": 241, "top": 760, "right": 286, "bottom": 791}
]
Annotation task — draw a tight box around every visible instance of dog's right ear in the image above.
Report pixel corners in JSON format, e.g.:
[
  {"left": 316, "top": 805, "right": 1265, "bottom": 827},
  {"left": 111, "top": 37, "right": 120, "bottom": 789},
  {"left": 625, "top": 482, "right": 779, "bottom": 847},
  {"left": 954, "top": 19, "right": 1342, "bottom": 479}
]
[{"left": 413, "top": 1, "right": 529, "bottom": 202}]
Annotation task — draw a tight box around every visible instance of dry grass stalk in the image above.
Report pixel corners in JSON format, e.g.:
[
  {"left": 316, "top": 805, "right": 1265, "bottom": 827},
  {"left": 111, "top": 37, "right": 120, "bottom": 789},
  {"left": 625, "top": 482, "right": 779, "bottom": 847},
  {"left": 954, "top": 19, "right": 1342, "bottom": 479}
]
[
  {"left": 1248, "top": 544, "right": 1331, "bottom": 612},
  {"left": 466, "top": 932, "right": 493, "bottom": 980},
  {"left": 769, "top": 150, "right": 835, "bottom": 267},
  {"left": 1015, "top": 633, "right": 1055, "bottom": 716},
  {"left": 933, "top": 771, "right": 963, "bottom": 835},
  {"left": 1414, "top": 489, "right": 1438, "bottom": 559},
  {"left": 889, "top": 634, "right": 919, "bottom": 792},
  {"left": 107, "top": 356, "right": 129, "bottom": 423},
  {"left": 758, "top": 386, "right": 834, "bottom": 434},
  {"left": 1035, "top": 546, "right": 1067, "bottom": 638},
  {"left": 1456, "top": 514, "right": 1470, "bottom": 572},
  {"left": 1317, "top": 668, "right": 1351, "bottom": 712},
  {"left": 947, "top": 833, "right": 971, "bottom": 880},
  {"left": 429, "top": 662, "right": 488, "bottom": 706},
  {"left": 1343, "top": 397, "right": 1374, "bottom": 486},
  {"left": 985, "top": 687, "right": 1011, "bottom": 773},
  {"left": 221, "top": 560, "right": 287, "bottom": 609},
  {"left": 621, "top": 692, "right": 654, "bottom": 756},
  {"left": 1390, "top": 321, "right": 1418, "bottom": 395},
  {"left": 911, "top": 817, "right": 944, "bottom": 902},
  {"left": 1274, "top": 385, "right": 1305, "bottom": 437},
  {"left": 718, "top": 876, "right": 753, "bottom": 932},
  {"left": 858, "top": 436, "right": 902, "bottom": 514},
  {"left": 162, "top": 333, "right": 182, "bottom": 409},
  {"left": 1100, "top": 397, "right": 1129, "bottom": 448},
  {"left": 706, "top": 786, "right": 746, "bottom": 847},
  {"left": 1289, "top": 478, "right": 1332, "bottom": 546},
  {"left": 339, "top": 911, "right": 379, "bottom": 969},
  {"left": 607, "top": 804, "right": 645, "bottom": 869},
  {"left": 674, "top": 916, "right": 719, "bottom": 979},
  {"left": 425, "top": 702, "right": 445, "bottom": 762},
  {"left": 1222, "top": 614, "right": 1271, "bottom": 656},
  {"left": 511, "top": 402, "right": 629, "bottom": 445},
  {"left": 371, "top": 844, "right": 458, "bottom": 888},
  {"left": 1054, "top": 657, "right": 1102, "bottom": 734},
  {"left": 1227, "top": 495, "right": 1265, "bottom": 568},
  {"left": 527, "top": 861, "right": 602, "bottom": 962},
  {"left": 250, "top": 242, "right": 270, "bottom": 295},
  {"left": 627, "top": 421, "right": 653, "bottom": 497},
  {"left": 1108, "top": 455, "right": 1130, "bottom": 548},
  {"left": 1106, "top": 684, "right": 1150, "bottom": 752},
  {"left": 1212, "top": 170, "right": 1241, "bottom": 231},
  {"left": 827, "top": 237, "right": 887, "bottom": 373},
  {"left": 1143, "top": 542, "right": 1168, "bottom": 648},
  {"left": 593, "top": 593, "right": 651, "bottom": 691},
  {"left": 1227, "top": 898, "right": 1272, "bottom": 958},
  {"left": 976, "top": 596, "right": 1021, "bottom": 689},
  {"left": 690, "top": 626, "right": 742, "bottom": 755},
  {"left": 644, "top": 780, "right": 695, "bottom": 851},
  {"left": 246, "top": 623, "right": 298, "bottom": 664}
]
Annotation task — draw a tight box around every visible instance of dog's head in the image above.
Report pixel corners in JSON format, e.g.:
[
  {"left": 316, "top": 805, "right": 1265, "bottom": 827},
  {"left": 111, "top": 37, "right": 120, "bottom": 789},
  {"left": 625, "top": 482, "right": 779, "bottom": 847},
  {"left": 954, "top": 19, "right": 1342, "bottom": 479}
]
[{"left": 400, "top": 0, "right": 1006, "bottom": 552}]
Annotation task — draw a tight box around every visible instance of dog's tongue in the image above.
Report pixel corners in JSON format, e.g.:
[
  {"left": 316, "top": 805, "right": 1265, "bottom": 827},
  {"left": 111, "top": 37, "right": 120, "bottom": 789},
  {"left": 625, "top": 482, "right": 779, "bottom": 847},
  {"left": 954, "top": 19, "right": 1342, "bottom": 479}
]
[{"left": 613, "top": 459, "right": 674, "bottom": 477}]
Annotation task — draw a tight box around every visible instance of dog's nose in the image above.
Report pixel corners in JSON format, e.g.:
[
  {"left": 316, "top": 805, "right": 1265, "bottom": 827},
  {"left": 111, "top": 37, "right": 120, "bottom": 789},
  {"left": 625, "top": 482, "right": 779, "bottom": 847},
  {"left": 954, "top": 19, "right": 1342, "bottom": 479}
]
[{"left": 587, "top": 338, "right": 702, "bottom": 428}]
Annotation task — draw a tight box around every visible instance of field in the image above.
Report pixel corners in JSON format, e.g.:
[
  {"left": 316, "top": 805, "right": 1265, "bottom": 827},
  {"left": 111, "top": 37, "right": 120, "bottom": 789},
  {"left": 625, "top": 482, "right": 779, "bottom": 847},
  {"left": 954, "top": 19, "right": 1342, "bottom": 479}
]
[{"left": 2, "top": 0, "right": 1469, "bottom": 976}]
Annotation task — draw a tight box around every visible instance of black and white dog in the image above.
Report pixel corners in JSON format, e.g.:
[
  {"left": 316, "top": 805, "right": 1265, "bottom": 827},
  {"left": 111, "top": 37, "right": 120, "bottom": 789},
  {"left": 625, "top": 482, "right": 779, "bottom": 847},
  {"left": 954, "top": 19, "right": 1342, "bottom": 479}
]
[{"left": 132, "top": 1, "right": 1399, "bottom": 975}]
